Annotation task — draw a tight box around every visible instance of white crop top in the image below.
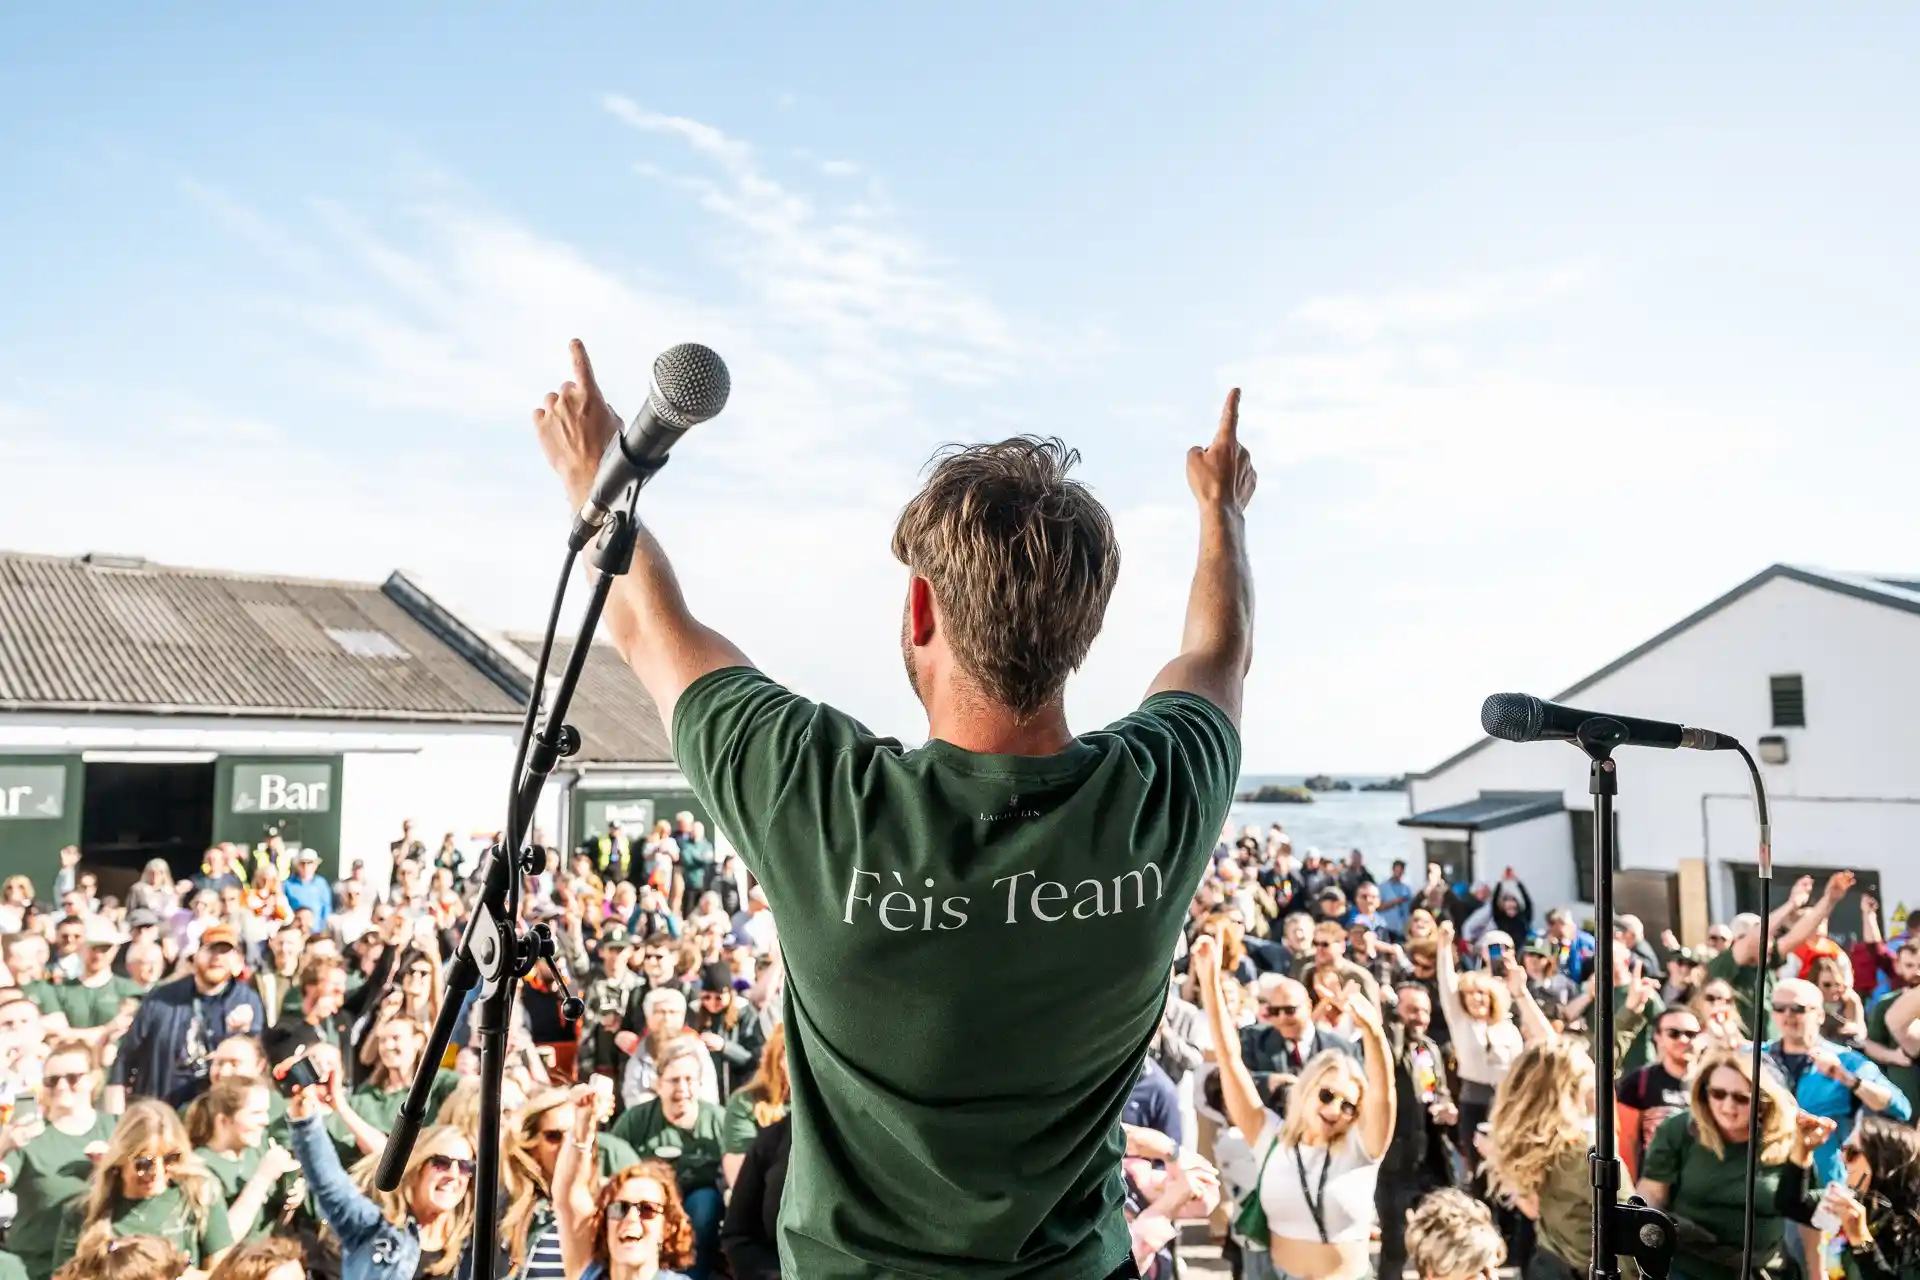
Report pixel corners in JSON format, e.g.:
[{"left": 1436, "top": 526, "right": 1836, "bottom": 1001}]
[{"left": 1253, "top": 1112, "right": 1382, "bottom": 1245}]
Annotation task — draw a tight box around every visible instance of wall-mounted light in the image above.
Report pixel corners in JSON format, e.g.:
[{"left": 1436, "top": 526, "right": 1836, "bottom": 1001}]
[{"left": 1757, "top": 734, "right": 1789, "bottom": 766}]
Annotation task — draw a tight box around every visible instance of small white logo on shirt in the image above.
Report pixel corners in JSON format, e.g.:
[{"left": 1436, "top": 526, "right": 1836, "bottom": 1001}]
[{"left": 980, "top": 794, "right": 1042, "bottom": 822}]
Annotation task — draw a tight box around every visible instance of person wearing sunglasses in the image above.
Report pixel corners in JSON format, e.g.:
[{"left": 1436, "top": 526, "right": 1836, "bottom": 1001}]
[
  {"left": 553, "top": 1105, "right": 694, "bottom": 1280},
  {"left": 1765, "top": 977, "right": 1911, "bottom": 1190},
  {"left": 51, "top": 1098, "right": 231, "bottom": 1275},
  {"left": 1237, "top": 971, "right": 1357, "bottom": 1114},
  {"left": 1706, "top": 872, "right": 1851, "bottom": 1043},
  {"left": 1801, "top": 1112, "right": 1920, "bottom": 1280},
  {"left": 1193, "top": 932, "right": 1393, "bottom": 1280},
  {"left": 1637, "top": 1049, "right": 1833, "bottom": 1280},
  {"left": 288, "top": 1071, "right": 476, "bottom": 1280},
  {"left": 0, "top": 1039, "right": 115, "bottom": 1280},
  {"left": 501, "top": 1085, "right": 641, "bottom": 1279},
  {"left": 1618, "top": 1007, "right": 1703, "bottom": 1182},
  {"left": 105, "top": 922, "right": 264, "bottom": 1112}
]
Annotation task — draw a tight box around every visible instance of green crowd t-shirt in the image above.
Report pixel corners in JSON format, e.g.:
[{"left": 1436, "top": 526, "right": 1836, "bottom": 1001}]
[
  {"left": 54, "top": 975, "right": 147, "bottom": 1030},
  {"left": 607, "top": 1097, "right": 726, "bottom": 1196},
  {"left": 1707, "top": 942, "right": 1778, "bottom": 1043},
  {"left": 1866, "top": 991, "right": 1920, "bottom": 1119},
  {"left": 1640, "top": 1113, "right": 1788, "bottom": 1280},
  {"left": 195, "top": 1144, "right": 299, "bottom": 1241},
  {"left": 672, "top": 667, "right": 1241, "bottom": 1279},
  {"left": 2, "top": 1111, "right": 117, "bottom": 1280},
  {"left": 50, "top": 1183, "right": 233, "bottom": 1272}
]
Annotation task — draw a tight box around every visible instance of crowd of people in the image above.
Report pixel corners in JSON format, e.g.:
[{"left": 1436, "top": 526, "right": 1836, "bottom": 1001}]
[
  {"left": 1153, "top": 824, "right": 1920, "bottom": 1280},
  {"left": 3, "top": 811, "right": 1920, "bottom": 1280},
  {"left": 0, "top": 812, "right": 784, "bottom": 1280}
]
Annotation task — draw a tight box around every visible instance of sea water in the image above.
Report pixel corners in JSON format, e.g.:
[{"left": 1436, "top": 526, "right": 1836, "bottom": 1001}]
[{"left": 1227, "top": 775, "right": 1419, "bottom": 871}]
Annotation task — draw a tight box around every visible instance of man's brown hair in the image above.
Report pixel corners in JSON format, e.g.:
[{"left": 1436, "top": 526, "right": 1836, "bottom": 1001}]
[{"left": 891, "top": 436, "right": 1119, "bottom": 718}]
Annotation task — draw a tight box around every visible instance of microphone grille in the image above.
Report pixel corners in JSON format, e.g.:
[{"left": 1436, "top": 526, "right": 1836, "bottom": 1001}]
[
  {"left": 649, "top": 343, "right": 732, "bottom": 429},
  {"left": 1480, "top": 692, "right": 1545, "bottom": 743}
]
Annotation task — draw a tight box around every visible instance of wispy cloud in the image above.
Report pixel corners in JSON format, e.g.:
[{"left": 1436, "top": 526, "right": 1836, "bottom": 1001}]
[
  {"left": 1288, "top": 265, "right": 1592, "bottom": 342},
  {"left": 603, "top": 95, "right": 1015, "bottom": 388}
]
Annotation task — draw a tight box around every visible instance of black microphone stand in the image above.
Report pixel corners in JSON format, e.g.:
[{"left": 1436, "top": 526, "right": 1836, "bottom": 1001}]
[
  {"left": 1574, "top": 719, "right": 1676, "bottom": 1280},
  {"left": 373, "top": 490, "right": 649, "bottom": 1280}
]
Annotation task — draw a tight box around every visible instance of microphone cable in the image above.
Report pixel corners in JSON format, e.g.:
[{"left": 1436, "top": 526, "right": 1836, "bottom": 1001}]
[{"left": 1732, "top": 739, "right": 1774, "bottom": 1280}]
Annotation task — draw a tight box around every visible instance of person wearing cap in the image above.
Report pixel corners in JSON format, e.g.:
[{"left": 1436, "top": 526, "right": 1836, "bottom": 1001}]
[
  {"left": 282, "top": 848, "right": 331, "bottom": 932},
  {"left": 42, "top": 917, "right": 145, "bottom": 1041},
  {"left": 584, "top": 923, "right": 642, "bottom": 1013},
  {"left": 690, "top": 962, "right": 765, "bottom": 1098},
  {"left": 1521, "top": 938, "right": 1579, "bottom": 1028},
  {"left": 105, "top": 921, "right": 264, "bottom": 1111}
]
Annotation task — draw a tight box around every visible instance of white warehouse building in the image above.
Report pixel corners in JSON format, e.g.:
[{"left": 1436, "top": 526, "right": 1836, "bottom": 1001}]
[
  {"left": 0, "top": 550, "right": 707, "bottom": 901},
  {"left": 1404, "top": 565, "right": 1920, "bottom": 945}
]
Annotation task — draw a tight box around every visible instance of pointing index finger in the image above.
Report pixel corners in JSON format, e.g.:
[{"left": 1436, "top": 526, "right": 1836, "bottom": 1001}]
[
  {"left": 570, "top": 339, "right": 598, "bottom": 393},
  {"left": 1215, "top": 388, "right": 1241, "bottom": 447}
]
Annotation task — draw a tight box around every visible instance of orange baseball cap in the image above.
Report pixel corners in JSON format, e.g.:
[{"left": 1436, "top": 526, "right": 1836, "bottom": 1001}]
[{"left": 199, "top": 923, "right": 241, "bottom": 950}]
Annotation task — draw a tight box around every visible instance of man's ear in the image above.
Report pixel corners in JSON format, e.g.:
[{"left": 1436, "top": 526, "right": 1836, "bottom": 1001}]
[{"left": 907, "top": 576, "right": 938, "bottom": 646}]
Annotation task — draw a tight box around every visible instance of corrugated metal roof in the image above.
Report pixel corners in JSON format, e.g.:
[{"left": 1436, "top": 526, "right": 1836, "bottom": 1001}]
[
  {"left": 1400, "top": 791, "right": 1565, "bottom": 832},
  {"left": 507, "top": 634, "right": 673, "bottom": 765},
  {"left": 0, "top": 551, "right": 525, "bottom": 721}
]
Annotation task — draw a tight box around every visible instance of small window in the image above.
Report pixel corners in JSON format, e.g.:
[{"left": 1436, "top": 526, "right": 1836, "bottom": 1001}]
[
  {"left": 1570, "top": 810, "right": 1621, "bottom": 903},
  {"left": 1770, "top": 674, "right": 1806, "bottom": 728},
  {"left": 326, "top": 628, "right": 411, "bottom": 660}
]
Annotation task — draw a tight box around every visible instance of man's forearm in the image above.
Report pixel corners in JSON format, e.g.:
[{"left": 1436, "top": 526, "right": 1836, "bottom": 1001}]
[
  {"left": 1180, "top": 506, "right": 1253, "bottom": 669},
  {"left": 1150, "top": 505, "right": 1254, "bottom": 720}
]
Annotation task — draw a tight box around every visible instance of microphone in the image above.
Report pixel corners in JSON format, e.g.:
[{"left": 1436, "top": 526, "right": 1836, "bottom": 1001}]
[
  {"left": 1480, "top": 692, "right": 1735, "bottom": 751},
  {"left": 569, "top": 343, "right": 731, "bottom": 551}
]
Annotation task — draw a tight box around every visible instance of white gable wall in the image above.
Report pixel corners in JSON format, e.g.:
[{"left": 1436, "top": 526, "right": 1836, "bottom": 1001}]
[{"left": 1409, "top": 576, "right": 1920, "bottom": 917}]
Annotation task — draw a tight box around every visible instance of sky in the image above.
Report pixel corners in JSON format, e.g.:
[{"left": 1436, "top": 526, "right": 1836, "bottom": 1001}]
[{"left": 1, "top": 7, "right": 1915, "bottom": 774}]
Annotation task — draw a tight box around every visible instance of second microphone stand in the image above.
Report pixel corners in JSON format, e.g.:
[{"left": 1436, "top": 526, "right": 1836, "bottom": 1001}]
[{"left": 1575, "top": 718, "right": 1677, "bottom": 1280}]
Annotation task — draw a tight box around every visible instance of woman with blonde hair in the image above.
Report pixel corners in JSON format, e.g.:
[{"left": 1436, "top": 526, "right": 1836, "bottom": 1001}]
[
  {"left": 1405, "top": 1187, "right": 1507, "bottom": 1280},
  {"left": 288, "top": 1075, "right": 476, "bottom": 1280},
  {"left": 203, "top": 1237, "right": 305, "bottom": 1280},
  {"left": 722, "top": 1023, "right": 788, "bottom": 1186},
  {"left": 1435, "top": 919, "right": 1527, "bottom": 1170},
  {"left": 1192, "top": 933, "right": 1393, "bottom": 1280},
  {"left": 126, "top": 861, "right": 180, "bottom": 919},
  {"left": 1637, "top": 1049, "right": 1831, "bottom": 1280},
  {"left": 1485, "top": 1040, "right": 1615, "bottom": 1280},
  {"left": 49, "top": 1235, "right": 187, "bottom": 1280},
  {"left": 50, "top": 1100, "right": 231, "bottom": 1274},
  {"left": 501, "top": 1084, "right": 629, "bottom": 1279}
]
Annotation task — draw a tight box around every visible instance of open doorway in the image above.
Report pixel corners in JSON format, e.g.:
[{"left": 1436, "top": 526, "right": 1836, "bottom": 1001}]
[{"left": 80, "top": 761, "right": 216, "bottom": 899}]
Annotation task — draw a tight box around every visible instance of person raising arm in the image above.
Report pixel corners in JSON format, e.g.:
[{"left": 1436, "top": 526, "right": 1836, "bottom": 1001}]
[
  {"left": 1146, "top": 387, "right": 1257, "bottom": 726},
  {"left": 535, "top": 340, "right": 753, "bottom": 738}
]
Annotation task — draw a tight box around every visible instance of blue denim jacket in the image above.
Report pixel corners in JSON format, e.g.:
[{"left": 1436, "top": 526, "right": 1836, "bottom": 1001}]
[
  {"left": 1764, "top": 1040, "right": 1913, "bottom": 1184},
  {"left": 290, "top": 1113, "right": 472, "bottom": 1280}
]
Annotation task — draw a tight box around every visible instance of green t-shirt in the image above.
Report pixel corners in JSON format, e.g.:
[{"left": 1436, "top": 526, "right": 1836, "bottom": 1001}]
[
  {"left": 1641, "top": 1113, "right": 1786, "bottom": 1280},
  {"left": 1615, "top": 987, "right": 1665, "bottom": 1074},
  {"left": 1708, "top": 944, "right": 1775, "bottom": 1043},
  {"left": 50, "top": 1182, "right": 233, "bottom": 1272},
  {"left": 329, "top": 1069, "right": 462, "bottom": 1160},
  {"left": 596, "top": 1131, "right": 640, "bottom": 1178},
  {"left": 17, "top": 983, "right": 62, "bottom": 1021},
  {"left": 0, "top": 1250, "right": 27, "bottom": 1280},
  {"left": 1867, "top": 991, "right": 1920, "bottom": 1122},
  {"left": 673, "top": 668, "right": 1239, "bottom": 1278},
  {"left": 1, "top": 1111, "right": 117, "bottom": 1280},
  {"left": 721, "top": 1089, "right": 772, "bottom": 1155},
  {"left": 607, "top": 1098, "right": 725, "bottom": 1196},
  {"left": 52, "top": 974, "right": 146, "bottom": 1029},
  {"left": 195, "top": 1144, "right": 298, "bottom": 1241}
]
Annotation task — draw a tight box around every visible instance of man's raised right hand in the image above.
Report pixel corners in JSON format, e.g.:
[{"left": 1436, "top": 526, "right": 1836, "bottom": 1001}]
[{"left": 1187, "top": 389, "right": 1256, "bottom": 514}]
